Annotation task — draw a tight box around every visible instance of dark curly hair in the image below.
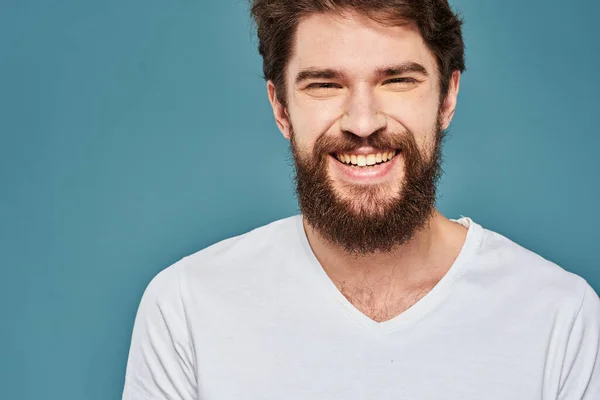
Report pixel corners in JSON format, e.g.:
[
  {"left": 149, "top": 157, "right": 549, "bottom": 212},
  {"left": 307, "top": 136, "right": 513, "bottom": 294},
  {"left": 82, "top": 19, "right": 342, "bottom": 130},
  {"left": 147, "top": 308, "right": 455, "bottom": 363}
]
[{"left": 250, "top": 0, "right": 466, "bottom": 106}]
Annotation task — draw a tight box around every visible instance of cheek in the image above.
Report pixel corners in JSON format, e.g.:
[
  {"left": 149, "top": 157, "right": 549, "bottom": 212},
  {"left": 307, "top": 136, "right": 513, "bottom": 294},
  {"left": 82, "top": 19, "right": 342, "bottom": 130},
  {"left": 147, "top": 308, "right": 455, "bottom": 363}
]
[
  {"left": 381, "top": 91, "right": 439, "bottom": 149},
  {"left": 289, "top": 97, "right": 344, "bottom": 147}
]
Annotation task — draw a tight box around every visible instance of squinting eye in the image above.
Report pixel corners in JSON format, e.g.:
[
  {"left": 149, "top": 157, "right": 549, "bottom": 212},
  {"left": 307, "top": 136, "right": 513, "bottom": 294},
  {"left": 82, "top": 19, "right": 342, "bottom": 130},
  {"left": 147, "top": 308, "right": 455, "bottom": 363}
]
[
  {"left": 384, "top": 77, "right": 418, "bottom": 84},
  {"left": 306, "top": 83, "right": 341, "bottom": 89}
]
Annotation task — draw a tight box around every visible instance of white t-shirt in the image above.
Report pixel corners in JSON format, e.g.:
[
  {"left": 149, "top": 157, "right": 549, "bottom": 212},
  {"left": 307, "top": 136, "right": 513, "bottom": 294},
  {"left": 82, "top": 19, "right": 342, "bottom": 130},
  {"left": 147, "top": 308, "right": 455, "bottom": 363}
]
[{"left": 122, "top": 216, "right": 600, "bottom": 400}]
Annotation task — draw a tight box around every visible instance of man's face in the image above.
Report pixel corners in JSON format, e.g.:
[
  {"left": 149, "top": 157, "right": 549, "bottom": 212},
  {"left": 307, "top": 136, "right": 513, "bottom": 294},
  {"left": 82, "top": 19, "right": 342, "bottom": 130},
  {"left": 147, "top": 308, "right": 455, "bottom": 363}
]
[{"left": 268, "top": 11, "right": 459, "bottom": 253}]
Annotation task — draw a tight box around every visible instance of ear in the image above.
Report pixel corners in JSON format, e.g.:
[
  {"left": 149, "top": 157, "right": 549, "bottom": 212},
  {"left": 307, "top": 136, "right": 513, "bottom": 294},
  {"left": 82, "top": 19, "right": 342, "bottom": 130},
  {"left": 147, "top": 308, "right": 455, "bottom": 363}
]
[
  {"left": 440, "top": 70, "right": 461, "bottom": 130},
  {"left": 267, "top": 80, "right": 291, "bottom": 139}
]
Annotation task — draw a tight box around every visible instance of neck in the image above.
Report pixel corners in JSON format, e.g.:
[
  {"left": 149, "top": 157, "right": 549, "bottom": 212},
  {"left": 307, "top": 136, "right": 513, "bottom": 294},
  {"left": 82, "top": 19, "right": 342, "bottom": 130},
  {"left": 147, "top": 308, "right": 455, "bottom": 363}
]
[{"left": 303, "top": 210, "right": 467, "bottom": 295}]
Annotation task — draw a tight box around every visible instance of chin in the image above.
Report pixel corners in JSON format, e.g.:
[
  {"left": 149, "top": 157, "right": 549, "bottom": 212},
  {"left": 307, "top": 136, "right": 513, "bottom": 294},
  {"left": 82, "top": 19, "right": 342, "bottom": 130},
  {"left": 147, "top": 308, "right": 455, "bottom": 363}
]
[
  {"left": 334, "top": 186, "right": 403, "bottom": 217},
  {"left": 333, "top": 177, "right": 402, "bottom": 200}
]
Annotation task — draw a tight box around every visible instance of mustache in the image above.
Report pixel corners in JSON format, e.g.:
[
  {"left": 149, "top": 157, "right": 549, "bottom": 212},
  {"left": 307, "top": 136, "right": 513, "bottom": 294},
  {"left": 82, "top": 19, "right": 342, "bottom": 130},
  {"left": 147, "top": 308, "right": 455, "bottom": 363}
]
[{"left": 313, "top": 129, "right": 417, "bottom": 155}]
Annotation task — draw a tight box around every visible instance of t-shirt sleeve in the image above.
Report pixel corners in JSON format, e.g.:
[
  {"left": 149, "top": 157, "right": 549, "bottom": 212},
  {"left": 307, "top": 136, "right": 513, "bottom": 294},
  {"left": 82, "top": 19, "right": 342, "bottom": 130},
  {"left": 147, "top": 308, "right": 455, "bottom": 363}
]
[
  {"left": 558, "top": 281, "right": 600, "bottom": 400},
  {"left": 122, "top": 263, "right": 197, "bottom": 400}
]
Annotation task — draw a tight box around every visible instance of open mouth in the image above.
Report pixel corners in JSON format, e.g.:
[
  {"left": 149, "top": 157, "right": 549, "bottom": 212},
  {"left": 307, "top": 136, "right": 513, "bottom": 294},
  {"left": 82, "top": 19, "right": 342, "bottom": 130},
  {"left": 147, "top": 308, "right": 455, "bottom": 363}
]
[{"left": 332, "top": 150, "right": 400, "bottom": 167}]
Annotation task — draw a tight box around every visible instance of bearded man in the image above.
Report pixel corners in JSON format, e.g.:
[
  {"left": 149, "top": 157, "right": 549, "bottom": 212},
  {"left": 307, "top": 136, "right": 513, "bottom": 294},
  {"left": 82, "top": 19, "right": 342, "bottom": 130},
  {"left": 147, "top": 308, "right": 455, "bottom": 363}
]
[{"left": 122, "top": 1, "right": 600, "bottom": 399}]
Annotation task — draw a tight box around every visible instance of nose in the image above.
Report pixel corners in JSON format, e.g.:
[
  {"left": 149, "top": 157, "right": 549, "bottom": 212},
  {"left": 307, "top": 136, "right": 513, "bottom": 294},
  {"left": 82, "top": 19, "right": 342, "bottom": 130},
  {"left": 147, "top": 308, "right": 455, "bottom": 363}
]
[{"left": 339, "top": 86, "right": 386, "bottom": 138}]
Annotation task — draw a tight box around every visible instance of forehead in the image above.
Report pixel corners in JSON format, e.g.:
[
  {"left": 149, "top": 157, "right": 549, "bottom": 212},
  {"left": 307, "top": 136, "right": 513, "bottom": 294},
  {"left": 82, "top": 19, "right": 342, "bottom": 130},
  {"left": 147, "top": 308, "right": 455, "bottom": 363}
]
[{"left": 289, "top": 11, "right": 436, "bottom": 79}]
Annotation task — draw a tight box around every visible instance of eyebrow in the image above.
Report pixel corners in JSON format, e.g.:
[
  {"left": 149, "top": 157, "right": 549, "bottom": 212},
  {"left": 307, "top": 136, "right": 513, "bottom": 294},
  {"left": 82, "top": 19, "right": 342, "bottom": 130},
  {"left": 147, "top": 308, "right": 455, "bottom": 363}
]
[
  {"left": 294, "top": 62, "right": 429, "bottom": 85},
  {"left": 295, "top": 68, "right": 345, "bottom": 85},
  {"left": 375, "top": 62, "right": 429, "bottom": 78}
]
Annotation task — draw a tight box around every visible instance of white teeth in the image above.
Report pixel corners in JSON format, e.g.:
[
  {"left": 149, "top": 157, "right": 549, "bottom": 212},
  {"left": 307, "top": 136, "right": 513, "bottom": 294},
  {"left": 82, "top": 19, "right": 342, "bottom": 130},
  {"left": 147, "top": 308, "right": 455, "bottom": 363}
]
[{"left": 336, "top": 150, "right": 399, "bottom": 166}]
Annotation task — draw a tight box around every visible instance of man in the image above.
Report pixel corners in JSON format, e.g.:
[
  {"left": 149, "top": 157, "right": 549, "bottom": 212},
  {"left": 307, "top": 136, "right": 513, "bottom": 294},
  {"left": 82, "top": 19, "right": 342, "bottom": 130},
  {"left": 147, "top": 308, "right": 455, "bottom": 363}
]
[{"left": 122, "top": 0, "right": 600, "bottom": 399}]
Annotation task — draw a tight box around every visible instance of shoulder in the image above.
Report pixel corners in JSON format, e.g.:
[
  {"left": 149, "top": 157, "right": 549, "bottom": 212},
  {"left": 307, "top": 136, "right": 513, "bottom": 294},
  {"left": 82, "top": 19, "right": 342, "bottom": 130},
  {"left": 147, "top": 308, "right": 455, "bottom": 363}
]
[
  {"left": 472, "top": 221, "right": 595, "bottom": 313},
  {"left": 183, "top": 214, "right": 300, "bottom": 269},
  {"left": 143, "top": 215, "right": 302, "bottom": 297}
]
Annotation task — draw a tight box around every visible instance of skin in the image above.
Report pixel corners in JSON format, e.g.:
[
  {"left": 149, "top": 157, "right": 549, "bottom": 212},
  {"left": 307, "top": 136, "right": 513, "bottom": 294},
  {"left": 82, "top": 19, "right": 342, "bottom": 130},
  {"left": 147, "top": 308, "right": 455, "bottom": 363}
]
[{"left": 267, "top": 11, "right": 468, "bottom": 322}]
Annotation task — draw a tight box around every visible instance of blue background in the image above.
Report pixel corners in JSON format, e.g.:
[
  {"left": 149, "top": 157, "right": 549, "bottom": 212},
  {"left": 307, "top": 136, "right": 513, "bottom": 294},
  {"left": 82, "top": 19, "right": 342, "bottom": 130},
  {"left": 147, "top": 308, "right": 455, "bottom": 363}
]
[{"left": 1, "top": 0, "right": 598, "bottom": 398}]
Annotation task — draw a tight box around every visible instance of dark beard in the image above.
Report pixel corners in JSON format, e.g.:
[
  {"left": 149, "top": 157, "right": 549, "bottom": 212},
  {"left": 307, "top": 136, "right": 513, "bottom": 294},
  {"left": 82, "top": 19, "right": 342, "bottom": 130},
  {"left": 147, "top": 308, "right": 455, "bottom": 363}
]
[{"left": 291, "top": 119, "right": 445, "bottom": 255}]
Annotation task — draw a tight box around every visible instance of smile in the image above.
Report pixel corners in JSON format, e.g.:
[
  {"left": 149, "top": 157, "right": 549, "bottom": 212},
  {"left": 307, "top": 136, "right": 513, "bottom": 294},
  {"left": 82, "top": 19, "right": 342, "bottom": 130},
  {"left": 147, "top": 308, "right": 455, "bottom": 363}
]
[{"left": 334, "top": 150, "right": 399, "bottom": 167}]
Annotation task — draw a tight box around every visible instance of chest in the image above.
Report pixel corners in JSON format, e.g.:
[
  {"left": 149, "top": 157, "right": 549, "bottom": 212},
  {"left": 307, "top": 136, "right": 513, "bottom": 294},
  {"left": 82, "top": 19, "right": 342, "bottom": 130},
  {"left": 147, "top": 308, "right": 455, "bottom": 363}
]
[
  {"left": 335, "top": 279, "right": 438, "bottom": 322},
  {"left": 188, "top": 288, "right": 559, "bottom": 400},
  {"left": 193, "top": 323, "right": 551, "bottom": 400}
]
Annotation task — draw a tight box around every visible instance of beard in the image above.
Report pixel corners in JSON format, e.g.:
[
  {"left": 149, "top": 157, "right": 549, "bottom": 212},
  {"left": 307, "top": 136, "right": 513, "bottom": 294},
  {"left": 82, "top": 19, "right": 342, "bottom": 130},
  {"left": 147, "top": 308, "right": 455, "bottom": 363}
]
[{"left": 291, "top": 117, "right": 445, "bottom": 255}]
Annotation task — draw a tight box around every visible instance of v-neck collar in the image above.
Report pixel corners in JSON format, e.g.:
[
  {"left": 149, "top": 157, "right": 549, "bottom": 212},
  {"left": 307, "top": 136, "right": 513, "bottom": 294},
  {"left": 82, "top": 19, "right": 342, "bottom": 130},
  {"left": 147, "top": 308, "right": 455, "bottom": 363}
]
[{"left": 295, "top": 215, "right": 484, "bottom": 334}]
